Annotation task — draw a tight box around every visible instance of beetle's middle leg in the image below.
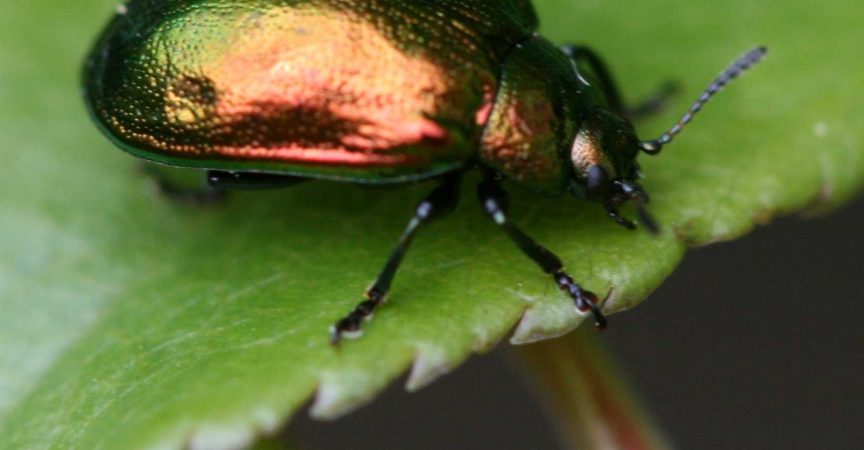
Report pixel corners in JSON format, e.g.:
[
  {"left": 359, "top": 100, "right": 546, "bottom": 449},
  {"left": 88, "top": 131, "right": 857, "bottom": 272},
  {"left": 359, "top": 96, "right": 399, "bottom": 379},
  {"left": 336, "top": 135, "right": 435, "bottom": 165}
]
[
  {"left": 330, "top": 173, "right": 462, "bottom": 345},
  {"left": 560, "top": 45, "right": 679, "bottom": 120},
  {"left": 477, "top": 174, "right": 607, "bottom": 328}
]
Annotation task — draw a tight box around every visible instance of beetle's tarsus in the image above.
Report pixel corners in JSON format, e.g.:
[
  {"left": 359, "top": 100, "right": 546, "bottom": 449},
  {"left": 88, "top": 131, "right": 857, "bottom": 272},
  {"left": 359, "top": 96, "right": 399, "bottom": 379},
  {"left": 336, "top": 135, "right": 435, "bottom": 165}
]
[
  {"left": 554, "top": 271, "right": 607, "bottom": 329},
  {"left": 330, "top": 292, "right": 383, "bottom": 345}
]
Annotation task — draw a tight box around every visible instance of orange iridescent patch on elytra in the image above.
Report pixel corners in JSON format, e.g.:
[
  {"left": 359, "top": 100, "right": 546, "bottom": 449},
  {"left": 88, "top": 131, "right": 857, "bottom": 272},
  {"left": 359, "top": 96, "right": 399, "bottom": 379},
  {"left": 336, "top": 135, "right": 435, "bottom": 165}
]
[{"left": 158, "top": 6, "right": 459, "bottom": 167}]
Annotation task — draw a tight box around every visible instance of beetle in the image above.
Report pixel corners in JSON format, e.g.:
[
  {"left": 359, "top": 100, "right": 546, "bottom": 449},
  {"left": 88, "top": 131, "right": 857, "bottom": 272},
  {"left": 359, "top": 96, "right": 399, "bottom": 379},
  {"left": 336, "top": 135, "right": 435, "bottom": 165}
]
[{"left": 83, "top": 0, "right": 765, "bottom": 344}]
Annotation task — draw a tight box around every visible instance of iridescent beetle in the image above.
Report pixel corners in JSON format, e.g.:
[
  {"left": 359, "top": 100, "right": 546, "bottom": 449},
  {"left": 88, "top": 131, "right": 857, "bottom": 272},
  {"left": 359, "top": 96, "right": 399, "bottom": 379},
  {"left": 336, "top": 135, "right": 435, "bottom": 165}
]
[{"left": 83, "top": 0, "right": 765, "bottom": 343}]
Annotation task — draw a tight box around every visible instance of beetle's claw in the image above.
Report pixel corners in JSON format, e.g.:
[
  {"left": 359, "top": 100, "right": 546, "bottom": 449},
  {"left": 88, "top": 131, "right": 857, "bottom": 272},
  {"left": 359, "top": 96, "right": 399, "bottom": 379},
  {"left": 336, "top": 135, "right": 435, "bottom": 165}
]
[
  {"left": 330, "top": 294, "right": 383, "bottom": 345},
  {"left": 578, "top": 289, "right": 608, "bottom": 330},
  {"left": 553, "top": 271, "right": 608, "bottom": 330}
]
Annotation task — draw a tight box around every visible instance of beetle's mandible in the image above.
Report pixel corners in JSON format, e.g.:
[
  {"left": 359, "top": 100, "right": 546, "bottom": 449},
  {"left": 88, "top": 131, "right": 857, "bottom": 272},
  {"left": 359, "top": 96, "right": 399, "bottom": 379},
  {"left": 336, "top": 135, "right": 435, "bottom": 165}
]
[{"left": 83, "top": 0, "right": 766, "bottom": 344}]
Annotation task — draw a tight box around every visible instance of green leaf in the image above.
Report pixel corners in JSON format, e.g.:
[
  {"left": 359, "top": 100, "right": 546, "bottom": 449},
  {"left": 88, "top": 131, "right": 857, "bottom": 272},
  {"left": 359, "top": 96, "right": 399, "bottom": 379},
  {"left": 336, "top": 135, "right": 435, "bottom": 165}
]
[{"left": 1, "top": 0, "right": 861, "bottom": 449}]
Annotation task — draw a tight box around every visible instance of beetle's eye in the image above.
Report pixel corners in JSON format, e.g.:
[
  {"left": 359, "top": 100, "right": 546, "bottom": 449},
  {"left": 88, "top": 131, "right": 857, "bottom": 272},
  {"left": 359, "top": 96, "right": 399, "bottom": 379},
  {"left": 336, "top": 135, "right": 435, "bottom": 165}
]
[{"left": 586, "top": 165, "right": 609, "bottom": 199}]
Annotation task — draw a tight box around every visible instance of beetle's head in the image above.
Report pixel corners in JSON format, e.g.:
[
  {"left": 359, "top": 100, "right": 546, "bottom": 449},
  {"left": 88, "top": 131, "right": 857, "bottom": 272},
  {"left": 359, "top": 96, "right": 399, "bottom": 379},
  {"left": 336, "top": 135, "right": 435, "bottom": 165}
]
[
  {"left": 568, "top": 46, "right": 767, "bottom": 234},
  {"left": 569, "top": 107, "right": 658, "bottom": 233}
]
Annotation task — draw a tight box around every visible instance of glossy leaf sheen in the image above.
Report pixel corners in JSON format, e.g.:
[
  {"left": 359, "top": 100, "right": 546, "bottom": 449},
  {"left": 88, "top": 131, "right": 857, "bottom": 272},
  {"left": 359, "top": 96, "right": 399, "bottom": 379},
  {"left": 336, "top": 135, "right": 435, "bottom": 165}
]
[{"left": 1, "top": 0, "right": 861, "bottom": 448}]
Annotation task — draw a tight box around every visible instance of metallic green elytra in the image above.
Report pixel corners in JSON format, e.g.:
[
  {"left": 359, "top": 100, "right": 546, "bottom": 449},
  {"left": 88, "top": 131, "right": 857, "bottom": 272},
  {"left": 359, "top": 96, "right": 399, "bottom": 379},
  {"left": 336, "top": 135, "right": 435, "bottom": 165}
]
[{"left": 83, "top": 0, "right": 766, "bottom": 343}]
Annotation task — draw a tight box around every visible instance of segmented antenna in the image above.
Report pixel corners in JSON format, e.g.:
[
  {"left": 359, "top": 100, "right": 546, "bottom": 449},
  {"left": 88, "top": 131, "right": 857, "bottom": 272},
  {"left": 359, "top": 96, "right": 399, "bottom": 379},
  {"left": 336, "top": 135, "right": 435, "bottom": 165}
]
[{"left": 640, "top": 46, "right": 767, "bottom": 155}]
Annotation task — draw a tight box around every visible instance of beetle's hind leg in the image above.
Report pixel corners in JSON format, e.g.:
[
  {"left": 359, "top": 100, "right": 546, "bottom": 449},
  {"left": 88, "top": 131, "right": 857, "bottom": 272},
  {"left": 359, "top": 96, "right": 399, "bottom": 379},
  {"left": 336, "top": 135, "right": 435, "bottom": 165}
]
[
  {"left": 206, "top": 170, "right": 308, "bottom": 190},
  {"left": 477, "top": 174, "right": 607, "bottom": 328},
  {"left": 330, "top": 173, "right": 462, "bottom": 345},
  {"left": 560, "top": 45, "right": 679, "bottom": 121},
  {"left": 140, "top": 163, "right": 226, "bottom": 206},
  {"left": 141, "top": 166, "right": 309, "bottom": 204}
]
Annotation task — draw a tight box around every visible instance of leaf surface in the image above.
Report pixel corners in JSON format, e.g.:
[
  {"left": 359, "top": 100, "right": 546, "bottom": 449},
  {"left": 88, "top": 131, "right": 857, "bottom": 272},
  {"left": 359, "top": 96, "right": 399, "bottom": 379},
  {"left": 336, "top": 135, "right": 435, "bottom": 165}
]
[{"left": 1, "top": 0, "right": 861, "bottom": 448}]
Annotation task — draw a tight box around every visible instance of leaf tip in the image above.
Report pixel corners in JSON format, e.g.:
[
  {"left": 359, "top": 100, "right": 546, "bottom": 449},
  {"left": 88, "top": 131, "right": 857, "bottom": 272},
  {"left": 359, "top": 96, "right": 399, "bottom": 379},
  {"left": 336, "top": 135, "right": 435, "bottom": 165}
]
[
  {"left": 308, "top": 371, "right": 378, "bottom": 420},
  {"left": 405, "top": 344, "right": 456, "bottom": 391},
  {"left": 509, "top": 303, "right": 580, "bottom": 345},
  {"left": 508, "top": 287, "right": 626, "bottom": 344}
]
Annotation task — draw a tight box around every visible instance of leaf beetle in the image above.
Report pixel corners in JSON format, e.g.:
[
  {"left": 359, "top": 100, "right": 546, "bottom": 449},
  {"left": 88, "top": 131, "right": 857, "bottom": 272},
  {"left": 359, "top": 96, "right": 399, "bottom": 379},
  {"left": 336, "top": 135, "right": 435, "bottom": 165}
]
[{"left": 83, "top": 0, "right": 766, "bottom": 343}]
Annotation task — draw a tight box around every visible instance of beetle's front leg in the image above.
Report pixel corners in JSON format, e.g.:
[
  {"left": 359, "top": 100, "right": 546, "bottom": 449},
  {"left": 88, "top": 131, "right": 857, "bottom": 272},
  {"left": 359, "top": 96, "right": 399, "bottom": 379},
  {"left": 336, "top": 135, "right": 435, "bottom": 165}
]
[
  {"left": 330, "top": 173, "right": 462, "bottom": 345},
  {"left": 477, "top": 175, "right": 607, "bottom": 328}
]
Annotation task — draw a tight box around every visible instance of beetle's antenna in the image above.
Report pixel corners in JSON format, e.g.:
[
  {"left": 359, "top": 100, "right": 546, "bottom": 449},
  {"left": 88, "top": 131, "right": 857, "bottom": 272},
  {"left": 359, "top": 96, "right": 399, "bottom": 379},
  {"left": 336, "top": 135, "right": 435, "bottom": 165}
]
[{"left": 640, "top": 46, "right": 767, "bottom": 155}]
